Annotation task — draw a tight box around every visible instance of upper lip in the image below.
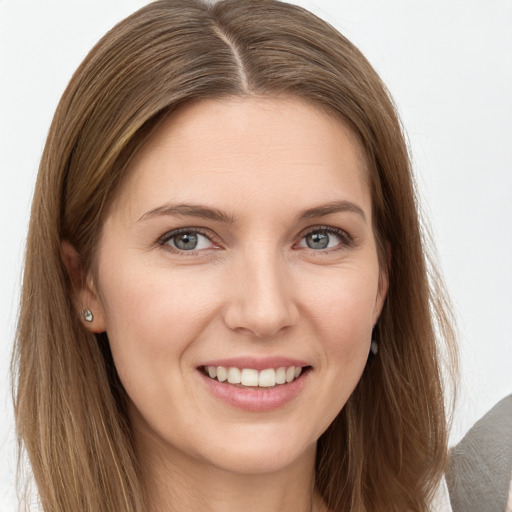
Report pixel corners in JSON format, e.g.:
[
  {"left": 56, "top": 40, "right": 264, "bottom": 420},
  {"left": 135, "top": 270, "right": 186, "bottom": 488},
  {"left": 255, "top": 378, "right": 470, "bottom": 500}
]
[{"left": 198, "top": 357, "right": 311, "bottom": 371}]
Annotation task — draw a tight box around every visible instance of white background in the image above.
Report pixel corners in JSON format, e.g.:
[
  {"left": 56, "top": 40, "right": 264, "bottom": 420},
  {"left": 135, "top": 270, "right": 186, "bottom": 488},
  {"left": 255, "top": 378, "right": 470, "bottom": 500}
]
[{"left": 1, "top": 1, "right": 511, "bottom": 510}]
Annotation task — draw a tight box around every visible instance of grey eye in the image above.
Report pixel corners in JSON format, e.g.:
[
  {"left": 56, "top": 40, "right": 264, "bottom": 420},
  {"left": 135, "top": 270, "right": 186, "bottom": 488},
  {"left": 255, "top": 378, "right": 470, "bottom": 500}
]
[
  {"left": 173, "top": 232, "right": 199, "bottom": 250},
  {"left": 161, "top": 229, "right": 216, "bottom": 253},
  {"left": 305, "top": 231, "right": 330, "bottom": 249}
]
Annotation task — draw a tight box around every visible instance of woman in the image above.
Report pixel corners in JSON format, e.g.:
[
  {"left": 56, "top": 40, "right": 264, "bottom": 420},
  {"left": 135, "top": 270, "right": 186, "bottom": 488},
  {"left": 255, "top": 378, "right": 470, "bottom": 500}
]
[{"left": 12, "top": 0, "right": 457, "bottom": 510}]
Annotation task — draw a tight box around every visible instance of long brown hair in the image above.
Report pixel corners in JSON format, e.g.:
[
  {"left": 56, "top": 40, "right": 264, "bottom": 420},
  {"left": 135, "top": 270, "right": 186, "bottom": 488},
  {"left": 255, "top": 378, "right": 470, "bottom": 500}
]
[{"left": 13, "top": 0, "right": 457, "bottom": 510}]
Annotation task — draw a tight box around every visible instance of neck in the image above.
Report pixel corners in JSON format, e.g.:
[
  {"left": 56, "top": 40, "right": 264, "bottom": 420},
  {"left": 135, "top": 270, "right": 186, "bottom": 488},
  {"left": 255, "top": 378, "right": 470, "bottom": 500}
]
[{"left": 136, "top": 426, "right": 327, "bottom": 512}]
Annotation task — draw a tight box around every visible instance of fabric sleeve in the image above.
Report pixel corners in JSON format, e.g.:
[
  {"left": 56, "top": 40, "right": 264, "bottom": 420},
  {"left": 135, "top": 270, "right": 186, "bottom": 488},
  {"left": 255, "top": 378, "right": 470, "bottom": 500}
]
[{"left": 446, "top": 394, "right": 512, "bottom": 512}]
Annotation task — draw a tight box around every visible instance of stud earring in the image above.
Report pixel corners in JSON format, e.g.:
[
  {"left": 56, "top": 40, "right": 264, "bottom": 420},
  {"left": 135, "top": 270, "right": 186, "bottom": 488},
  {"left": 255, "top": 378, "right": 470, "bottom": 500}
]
[
  {"left": 370, "top": 326, "right": 379, "bottom": 355},
  {"left": 80, "top": 309, "right": 94, "bottom": 322}
]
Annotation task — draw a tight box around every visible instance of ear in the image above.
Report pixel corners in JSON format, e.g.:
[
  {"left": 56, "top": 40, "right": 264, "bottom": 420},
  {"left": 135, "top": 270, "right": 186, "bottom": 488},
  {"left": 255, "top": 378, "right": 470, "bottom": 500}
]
[
  {"left": 61, "top": 240, "right": 107, "bottom": 333},
  {"left": 373, "top": 241, "right": 391, "bottom": 324}
]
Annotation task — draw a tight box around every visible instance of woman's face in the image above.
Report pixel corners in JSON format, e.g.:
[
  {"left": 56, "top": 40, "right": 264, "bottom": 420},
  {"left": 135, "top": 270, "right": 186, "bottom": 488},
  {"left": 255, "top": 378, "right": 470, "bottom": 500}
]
[{"left": 84, "top": 97, "right": 387, "bottom": 476}]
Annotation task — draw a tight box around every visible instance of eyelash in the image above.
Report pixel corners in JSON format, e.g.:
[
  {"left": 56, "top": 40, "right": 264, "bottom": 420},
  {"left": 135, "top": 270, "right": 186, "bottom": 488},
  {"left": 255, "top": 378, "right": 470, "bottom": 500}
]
[
  {"left": 157, "top": 226, "right": 354, "bottom": 256},
  {"left": 157, "top": 228, "right": 217, "bottom": 255},
  {"left": 297, "top": 226, "right": 354, "bottom": 253}
]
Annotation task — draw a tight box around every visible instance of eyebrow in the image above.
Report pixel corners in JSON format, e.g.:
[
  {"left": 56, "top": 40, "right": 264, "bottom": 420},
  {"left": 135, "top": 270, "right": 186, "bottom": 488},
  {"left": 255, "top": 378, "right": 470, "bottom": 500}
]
[
  {"left": 138, "top": 203, "right": 237, "bottom": 224},
  {"left": 137, "top": 200, "right": 366, "bottom": 224},
  {"left": 298, "top": 200, "right": 366, "bottom": 223}
]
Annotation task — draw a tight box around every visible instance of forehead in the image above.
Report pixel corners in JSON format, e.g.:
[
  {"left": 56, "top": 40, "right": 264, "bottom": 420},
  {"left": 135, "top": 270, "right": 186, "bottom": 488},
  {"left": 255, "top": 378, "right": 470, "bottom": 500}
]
[{"left": 113, "top": 96, "right": 371, "bottom": 223}]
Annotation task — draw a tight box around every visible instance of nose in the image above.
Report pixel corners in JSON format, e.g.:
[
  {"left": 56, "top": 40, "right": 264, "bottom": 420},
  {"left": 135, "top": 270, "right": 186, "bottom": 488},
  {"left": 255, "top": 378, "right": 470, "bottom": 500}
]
[{"left": 223, "top": 245, "right": 299, "bottom": 338}]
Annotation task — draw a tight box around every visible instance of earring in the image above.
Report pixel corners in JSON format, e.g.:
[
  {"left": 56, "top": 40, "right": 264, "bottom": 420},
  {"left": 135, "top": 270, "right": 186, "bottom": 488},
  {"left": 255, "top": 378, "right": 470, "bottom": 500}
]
[
  {"left": 370, "top": 326, "right": 378, "bottom": 355},
  {"left": 80, "top": 309, "right": 94, "bottom": 322}
]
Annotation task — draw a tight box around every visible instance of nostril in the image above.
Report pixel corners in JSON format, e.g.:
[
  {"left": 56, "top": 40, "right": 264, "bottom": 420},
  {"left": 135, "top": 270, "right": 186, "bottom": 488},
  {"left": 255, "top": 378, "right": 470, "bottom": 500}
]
[{"left": 222, "top": 284, "right": 300, "bottom": 338}]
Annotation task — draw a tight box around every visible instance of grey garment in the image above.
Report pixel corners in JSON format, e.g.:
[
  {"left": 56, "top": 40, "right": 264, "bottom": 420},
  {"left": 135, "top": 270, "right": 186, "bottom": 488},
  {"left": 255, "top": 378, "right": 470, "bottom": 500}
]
[{"left": 446, "top": 394, "right": 512, "bottom": 512}]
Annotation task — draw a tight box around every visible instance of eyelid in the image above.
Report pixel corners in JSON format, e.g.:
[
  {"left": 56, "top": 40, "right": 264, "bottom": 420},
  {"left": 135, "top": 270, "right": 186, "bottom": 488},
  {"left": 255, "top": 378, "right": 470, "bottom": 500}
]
[
  {"left": 157, "top": 227, "right": 220, "bottom": 254},
  {"left": 295, "top": 225, "right": 354, "bottom": 251}
]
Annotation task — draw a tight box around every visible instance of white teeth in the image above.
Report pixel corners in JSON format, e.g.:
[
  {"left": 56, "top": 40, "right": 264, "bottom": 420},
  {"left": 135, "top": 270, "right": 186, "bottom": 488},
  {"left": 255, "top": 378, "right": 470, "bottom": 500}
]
[
  {"left": 205, "top": 365, "right": 306, "bottom": 387},
  {"left": 258, "top": 368, "right": 276, "bottom": 387},
  {"left": 241, "top": 368, "right": 259, "bottom": 386},
  {"left": 227, "top": 367, "right": 241, "bottom": 384},
  {"left": 216, "top": 366, "right": 227, "bottom": 382}
]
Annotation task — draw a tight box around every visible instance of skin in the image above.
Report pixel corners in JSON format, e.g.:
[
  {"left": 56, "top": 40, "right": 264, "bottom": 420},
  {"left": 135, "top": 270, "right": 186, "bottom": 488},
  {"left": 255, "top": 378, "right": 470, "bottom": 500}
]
[{"left": 63, "top": 96, "right": 388, "bottom": 512}]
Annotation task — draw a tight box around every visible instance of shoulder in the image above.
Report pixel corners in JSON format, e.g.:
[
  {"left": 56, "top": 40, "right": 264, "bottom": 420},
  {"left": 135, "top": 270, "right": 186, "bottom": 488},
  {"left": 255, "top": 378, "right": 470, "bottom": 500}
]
[{"left": 445, "top": 394, "right": 512, "bottom": 512}]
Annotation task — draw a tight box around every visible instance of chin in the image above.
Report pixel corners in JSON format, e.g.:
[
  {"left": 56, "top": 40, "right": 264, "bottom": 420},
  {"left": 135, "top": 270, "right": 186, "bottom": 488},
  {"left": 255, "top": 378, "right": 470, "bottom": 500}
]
[
  {"left": 206, "top": 438, "right": 317, "bottom": 476},
  {"left": 188, "top": 422, "right": 320, "bottom": 476}
]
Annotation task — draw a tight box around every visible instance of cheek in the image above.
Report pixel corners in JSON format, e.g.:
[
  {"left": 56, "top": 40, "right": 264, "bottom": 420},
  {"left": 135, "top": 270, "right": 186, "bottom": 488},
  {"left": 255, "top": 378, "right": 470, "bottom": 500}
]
[
  {"left": 306, "top": 263, "right": 379, "bottom": 340},
  {"left": 97, "top": 262, "right": 221, "bottom": 383},
  {"left": 302, "top": 264, "right": 378, "bottom": 390}
]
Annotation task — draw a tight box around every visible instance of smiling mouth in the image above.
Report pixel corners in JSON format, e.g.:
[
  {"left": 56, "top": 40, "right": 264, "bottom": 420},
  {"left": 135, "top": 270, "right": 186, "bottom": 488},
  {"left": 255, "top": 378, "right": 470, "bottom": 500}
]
[{"left": 200, "top": 365, "right": 311, "bottom": 388}]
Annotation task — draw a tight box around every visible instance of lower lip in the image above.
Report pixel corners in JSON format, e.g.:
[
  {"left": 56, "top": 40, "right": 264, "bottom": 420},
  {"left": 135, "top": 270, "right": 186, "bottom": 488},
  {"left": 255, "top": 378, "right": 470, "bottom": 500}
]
[{"left": 198, "top": 369, "right": 310, "bottom": 412}]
